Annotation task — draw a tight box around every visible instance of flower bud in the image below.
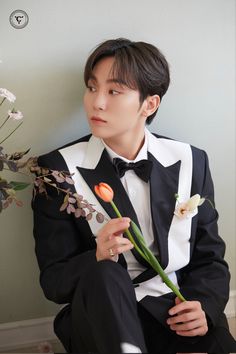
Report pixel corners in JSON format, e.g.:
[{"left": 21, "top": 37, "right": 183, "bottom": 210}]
[{"left": 94, "top": 182, "right": 114, "bottom": 202}]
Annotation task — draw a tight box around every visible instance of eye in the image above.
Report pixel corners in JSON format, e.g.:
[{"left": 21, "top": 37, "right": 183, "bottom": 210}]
[
  {"left": 87, "top": 86, "right": 96, "bottom": 92},
  {"left": 109, "top": 89, "right": 120, "bottom": 95}
]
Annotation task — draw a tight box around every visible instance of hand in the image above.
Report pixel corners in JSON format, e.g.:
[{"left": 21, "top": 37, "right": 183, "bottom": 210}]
[
  {"left": 167, "top": 297, "right": 208, "bottom": 337},
  {"left": 96, "top": 217, "right": 134, "bottom": 261}
]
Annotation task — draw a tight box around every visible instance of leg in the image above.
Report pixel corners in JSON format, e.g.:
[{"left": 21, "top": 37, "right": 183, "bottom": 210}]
[
  {"left": 71, "top": 260, "right": 147, "bottom": 353},
  {"left": 137, "top": 303, "right": 179, "bottom": 353},
  {"left": 138, "top": 303, "right": 236, "bottom": 354},
  {"left": 176, "top": 325, "right": 236, "bottom": 353}
]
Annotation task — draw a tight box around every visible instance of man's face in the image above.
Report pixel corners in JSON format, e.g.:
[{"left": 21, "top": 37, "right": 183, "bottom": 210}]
[{"left": 83, "top": 56, "right": 147, "bottom": 145}]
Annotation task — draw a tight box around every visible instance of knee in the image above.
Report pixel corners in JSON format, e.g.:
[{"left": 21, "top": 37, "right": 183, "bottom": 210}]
[
  {"left": 76, "top": 260, "right": 132, "bottom": 299},
  {"left": 83, "top": 260, "right": 129, "bottom": 287},
  {"left": 72, "top": 260, "right": 137, "bottom": 321}
]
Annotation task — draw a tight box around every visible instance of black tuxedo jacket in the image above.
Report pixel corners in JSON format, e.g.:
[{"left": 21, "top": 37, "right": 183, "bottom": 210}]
[{"left": 32, "top": 130, "right": 230, "bottom": 348}]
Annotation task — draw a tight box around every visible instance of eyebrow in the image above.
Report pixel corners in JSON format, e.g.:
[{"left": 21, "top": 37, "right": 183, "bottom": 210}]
[
  {"left": 88, "top": 74, "right": 127, "bottom": 86},
  {"left": 107, "top": 78, "right": 127, "bottom": 85}
]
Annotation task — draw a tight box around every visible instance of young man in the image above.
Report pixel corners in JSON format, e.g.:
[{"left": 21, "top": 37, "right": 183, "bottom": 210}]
[{"left": 32, "top": 38, "right": 236, "bottom": 353}]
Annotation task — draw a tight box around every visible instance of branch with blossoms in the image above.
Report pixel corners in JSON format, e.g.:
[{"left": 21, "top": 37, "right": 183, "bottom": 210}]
[
  {"left": 0, "top": 88, "right": 23, "bottom": 144},
  {"left": 31, "top": 165, "right": 106, "bottom": 223},
  {"left": 0, "top": 87, "right": 29, "bottom": 212},
  {"left": 0, "top": 88, "right": 106, "bottom": 223}
]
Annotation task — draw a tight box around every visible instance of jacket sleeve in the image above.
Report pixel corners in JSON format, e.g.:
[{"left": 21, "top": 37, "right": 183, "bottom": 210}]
[
  {"left": 32, "top": 152, "right": 97, "bottom": 305},
  {"left": 178, "top": 148, "right": 230, "bottom": 326}
]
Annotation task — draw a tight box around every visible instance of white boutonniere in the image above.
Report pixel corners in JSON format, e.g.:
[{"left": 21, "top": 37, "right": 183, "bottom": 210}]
[{"left": 174, "top": 193, "right": 206, "bottom": 219}]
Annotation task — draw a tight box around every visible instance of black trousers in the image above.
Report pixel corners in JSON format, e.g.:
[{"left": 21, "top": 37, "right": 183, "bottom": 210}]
[{"left": 64, "top": 260, "right": 236, "bottom": 353}]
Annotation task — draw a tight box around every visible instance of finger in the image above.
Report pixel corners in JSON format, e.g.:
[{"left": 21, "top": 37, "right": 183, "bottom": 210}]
[
  {"left": 174, "top": 297, "right": 187, "bottom": 314},
  {"left": 113, "top": 243, "right": 134, "bottom": 255},
  {"left": 108, "top": 236, "right": 134, "bottom": 256},
  {"left": 167, "top": 311, "right": 197, "bottom": 325},
  {"left": 169, "top": 317, "right": 206, "bottom": 332},
  {"left": 175, "top": 323, "right": 208, "bottom": 337},
  {"left": 106, "top": 239, "right": 134, "bottom": 258},
  {"left": 113, "top": 231, "right": 124, "bottom": 237},
  {"left": 98, "top": 218, "right": 130, "bottom": 240},
  {"left": 169, "top": 300, "right": 200, "bottom": 316},
  {"left": 108, "top": 233, "right": 123, "bottom": 239},
  {"left": 175, "top": 297, "right": 182, "bottom": 305},
  {"left": 107, "top": 217, "right": 131, "bottom": 225},
  {"left": 96, "top": 234, "right": 133, "bottom": 261},
  {"left": 106, "top": 236, "right": 134, "bottom": 250}
]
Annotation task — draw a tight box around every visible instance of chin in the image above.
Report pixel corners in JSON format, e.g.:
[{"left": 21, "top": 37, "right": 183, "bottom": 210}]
[
  {"left": 90, "top": 130, "right": 106, "bottom": 139},
  {"left": 89, "top": 127, "right": 111, "bottom": 139}
]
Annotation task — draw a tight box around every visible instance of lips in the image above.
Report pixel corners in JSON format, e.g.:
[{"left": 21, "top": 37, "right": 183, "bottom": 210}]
[{"left": 91, "top": 116, "right": 107, "bottom": 122}]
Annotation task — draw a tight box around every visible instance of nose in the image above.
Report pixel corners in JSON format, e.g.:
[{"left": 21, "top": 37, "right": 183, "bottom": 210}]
[{"left": 93, "top": 91, "right": 107, "bottom": 111}]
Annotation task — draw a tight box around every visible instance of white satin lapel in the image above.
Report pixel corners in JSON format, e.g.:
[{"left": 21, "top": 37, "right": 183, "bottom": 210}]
[
  {"left": 58, "top": 136, "right": 110, "bottom": 236},
  {"left": 147, "top": 128, "right": 194, "bottom": 272},
  {"left": 59, "top": 131, "right": 195, "bottom": 276},
  {"left": 81, "top": 135, "right": 106, "bottom": 169}
]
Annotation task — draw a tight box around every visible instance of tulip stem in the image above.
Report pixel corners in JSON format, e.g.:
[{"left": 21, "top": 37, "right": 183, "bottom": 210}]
[
  {"left": 110, "top": 200, "right": 150, "bottom": 262},
  {"left": 137, "top": 238, "right": 185, "bottom": 301},
  {"left": 110, "top": 200, "right": 186, "bottom": 302}
]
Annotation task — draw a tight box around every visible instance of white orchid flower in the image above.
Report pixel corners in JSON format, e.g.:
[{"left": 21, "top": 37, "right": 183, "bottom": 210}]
[
  {"left": 8, "top": 109, "right": 23, "bottom": 120},
  {"left": 186, "top": 194, "right": 205, "bottom": 211},
  {"left": 0, "top": 88, "right": 16, "bottom": 103},
  {"left": 174, "top": 194, "right": 206, "bottom": 219}
]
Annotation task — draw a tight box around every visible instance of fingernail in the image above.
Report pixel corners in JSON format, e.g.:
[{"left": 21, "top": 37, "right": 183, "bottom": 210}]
[{"left": 122, "top": 217, "right": 130, "bottom": 222}]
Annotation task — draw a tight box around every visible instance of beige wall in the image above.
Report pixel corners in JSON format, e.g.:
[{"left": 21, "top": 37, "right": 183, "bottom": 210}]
[{"left": 0, "top": 0, "right": 235, "bottom": 323}]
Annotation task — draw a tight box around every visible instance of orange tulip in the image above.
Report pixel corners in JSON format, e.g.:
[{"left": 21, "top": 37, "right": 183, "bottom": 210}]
[
  {"left": 94, "top": 182, "right": 114, "bottom": 202},
  {"left": 94, "top": 181, "right": 186, "bottom": 302}
]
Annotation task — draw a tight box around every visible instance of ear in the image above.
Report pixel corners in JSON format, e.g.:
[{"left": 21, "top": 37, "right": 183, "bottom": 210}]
[{"left": 142, "top": 95, "right": 160, "bottom": 118}]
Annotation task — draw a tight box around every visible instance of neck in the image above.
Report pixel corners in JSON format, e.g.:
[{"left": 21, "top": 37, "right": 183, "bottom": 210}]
[{"left": 103, "top": 129, "right": 145, "bottom": 160}]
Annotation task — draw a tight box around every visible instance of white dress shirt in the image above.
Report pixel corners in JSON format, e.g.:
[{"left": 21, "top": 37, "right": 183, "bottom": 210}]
[{"left": 102, "top": 130, "right": 168, "bottom": 301}]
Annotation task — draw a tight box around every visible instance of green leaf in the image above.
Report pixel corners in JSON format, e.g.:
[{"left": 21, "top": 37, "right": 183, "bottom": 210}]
[
  {"left": 130, "top": 220, "right": 151, "bottom": 261},
  {"left": 9, "top": 181, "right": 31, "bottom": 191},
  {"left": 130, "top": 220, "right": 147, "bottom": 246}
]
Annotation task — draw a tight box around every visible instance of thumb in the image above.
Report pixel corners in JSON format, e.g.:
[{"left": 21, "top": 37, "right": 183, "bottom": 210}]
[{"left": 175, "top": 297, "right": 181, "bottom": 305}]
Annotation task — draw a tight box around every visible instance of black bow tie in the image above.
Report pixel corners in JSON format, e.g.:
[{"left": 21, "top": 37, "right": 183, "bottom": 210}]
[{"left": 113, "top": 158, "right": 153, "bottom": 182}]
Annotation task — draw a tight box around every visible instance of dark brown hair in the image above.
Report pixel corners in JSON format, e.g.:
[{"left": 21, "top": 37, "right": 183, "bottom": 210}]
[{"left": 84, "top": 38, "right": 170, "bottom": 124}]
